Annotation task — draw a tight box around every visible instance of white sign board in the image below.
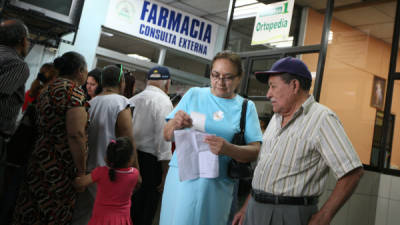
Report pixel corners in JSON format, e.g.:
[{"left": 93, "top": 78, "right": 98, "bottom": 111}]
[
  {"left": 251, "top": 0, "right": 294, "bottom": 45},
  {"left": 105, "top": 0, "right": 219, "bottom": 60}
]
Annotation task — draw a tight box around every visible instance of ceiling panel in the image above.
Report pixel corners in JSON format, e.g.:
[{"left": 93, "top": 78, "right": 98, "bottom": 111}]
[
  {"left": 334, "top": 6, "right": 393, "bottom": 26},
  {"left": 180, "top": 0, "right": 230, "bottom": 15},
  {"left": 170, "top": 2, "right": 209, "bottom": 16},
  {"left": 99, "top": 30, "right": 159, "bottom": 60},
  {"left": 373, "top": 1, "right": 397, "bottom": 18},
  {"left": 383, "top": 38, "right": 393, "bottom": 43},
  {"left": 357, "top": 22, "right": 394, "bottom": 40},
  {"left": 295, "top": 0, "right": 362, "bottom": 10},
  {"left": 205, "top": 15, "right": 227, "bottom": 25}
]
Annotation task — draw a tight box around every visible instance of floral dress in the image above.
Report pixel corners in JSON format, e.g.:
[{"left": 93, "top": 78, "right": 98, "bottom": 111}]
[{"left": 13, "top": 78, "right": 89, "bottom": 225}]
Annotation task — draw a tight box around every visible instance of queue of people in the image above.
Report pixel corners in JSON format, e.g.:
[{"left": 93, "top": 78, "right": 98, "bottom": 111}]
[{"left": 0, "top": 18, "right": 364, "bottom": 225}]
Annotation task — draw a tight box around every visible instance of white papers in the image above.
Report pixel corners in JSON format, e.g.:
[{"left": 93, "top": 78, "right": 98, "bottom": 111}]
[
  {"left": 174, "top": 129, "right": 219, "bottom": 181},
  {"left": 191, "top": 111, "right": 206, "bottom": 132}
]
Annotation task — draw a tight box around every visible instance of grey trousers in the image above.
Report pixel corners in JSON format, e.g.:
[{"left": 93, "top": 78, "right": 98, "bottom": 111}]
[{"left": 243, "top": 196, "right": 318, "bottom": 225}]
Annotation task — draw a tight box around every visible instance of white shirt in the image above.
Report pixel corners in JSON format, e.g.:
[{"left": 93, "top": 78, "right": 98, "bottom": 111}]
[
  {"left": 129, "top": 85, "right": 173, "bottom": 161},
  {"left": 87, "top": 94, "right": 132, "bottom": 171}
]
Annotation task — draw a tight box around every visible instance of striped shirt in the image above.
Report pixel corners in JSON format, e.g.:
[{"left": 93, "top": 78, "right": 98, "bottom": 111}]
[
  {"left": 252, "top": 95, "right": 362, "bottom": 197},
  {"left": 0, "top": 45, "right": 29, "bottom": 135}
]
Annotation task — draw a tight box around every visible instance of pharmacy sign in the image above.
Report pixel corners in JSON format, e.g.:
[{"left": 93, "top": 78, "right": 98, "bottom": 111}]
[{"left": 251, "top": 0, "right": 294, "bottom": 45}]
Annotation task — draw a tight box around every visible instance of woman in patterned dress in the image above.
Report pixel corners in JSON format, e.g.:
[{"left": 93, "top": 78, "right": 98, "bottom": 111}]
[{"left": 12, "top": 51, "right": 89, "bottom": 224}]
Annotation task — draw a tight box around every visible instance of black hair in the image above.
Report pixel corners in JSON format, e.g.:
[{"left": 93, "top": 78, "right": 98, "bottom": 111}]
[
  {"left": 0, "top": 19, "right": 29, "bottom": 47},
  {"left": 170, "top": 94, "right": 182, "bottom": 107},
  {"left": 101, "top": 65, "right": 124, "bottom": 88},
  {"left": 53, "top": 51, "right": 87, "bottom": 76},
  {"left": 38, "top": 63, "right": 57, "bottom": 83},
  {"left": 278, "top": 73, "right": 312, "bottom": 91},
  {"left": 123, "top": 71, "right": 136, "bottom": 98},
  {"left": 211, "top": 50, "right": 243, "bottom": 77},
  {"left": 106, "top": 137, "right": 134, "bottom": 182},
  {"left": 89, "top": 68, "right": 103, "bottom": 95}
]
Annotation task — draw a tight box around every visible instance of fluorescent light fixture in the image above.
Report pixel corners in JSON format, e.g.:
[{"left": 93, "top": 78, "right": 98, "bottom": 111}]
[
  {"left": 233, "top": 2, "right": 264, "bottom": 20},
  {"left": 328, "top": 30, "right": 333, "bottom": 44},
  {"left": 101, "top": 31, "right": 114, "bottom": 37},
  {"left": 235, "top": 0, "right": 258, "bottom": 7},
  {"left": 263, "top": 36, "right": 294, "bottom": 48},
  {"left": 127, "top": 54, "right": 151, "bottom": 62}
]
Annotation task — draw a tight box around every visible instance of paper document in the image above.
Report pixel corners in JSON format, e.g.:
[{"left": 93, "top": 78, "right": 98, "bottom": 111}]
[
  {"left": 174, "top": 129, "right": 219, "bottom": 181},
  {"left": 191, "top": 111, "right": 206, "bottom": 132}
]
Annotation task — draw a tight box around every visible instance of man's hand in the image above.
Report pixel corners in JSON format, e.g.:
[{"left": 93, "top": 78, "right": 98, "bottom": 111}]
[
  {"left": 157, "top": 176, "right": 166, "bottom": 193},
  {"left": 308, "top": 211, "right": 332, "bottom": 225},
  {"left": 232, "top": 209, "right": 246, "bottom": 225}
]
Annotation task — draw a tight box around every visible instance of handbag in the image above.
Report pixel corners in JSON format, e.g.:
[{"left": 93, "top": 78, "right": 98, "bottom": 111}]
[{"left": 228, "top": 99, "right": 253, "bottom": 179}]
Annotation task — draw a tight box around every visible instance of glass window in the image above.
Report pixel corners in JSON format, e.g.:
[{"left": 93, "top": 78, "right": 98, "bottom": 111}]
[
  {"left": 389, "top": 80, "right": 400, "bottom": 169},
  {"left": 314, "top": 3, "right": 395, "bottom": 166},
  {"left": 227, "top": 0, "right": 303, "bottom": 52},
  {"left": 245, "top": 56, "right": 280, "bottom": 97}
]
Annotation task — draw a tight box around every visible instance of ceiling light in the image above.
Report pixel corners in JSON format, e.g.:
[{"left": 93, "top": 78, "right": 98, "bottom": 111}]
[
  {"left": 127, "top": 54, "right": 151, "bottom": 62},
  {"left": 101, "top": 31, "right": 114, "bottom": 37},
  {"left": 233, "top": 2, "right": 264, "bottom": 20},
  {"left": 235, "top": 0, "right": 258, "bottom": 7}
]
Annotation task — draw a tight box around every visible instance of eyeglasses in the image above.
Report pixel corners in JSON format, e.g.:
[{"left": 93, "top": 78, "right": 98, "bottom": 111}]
[{"left": 210, "top": 72, "right": 238, "bottom": 82}]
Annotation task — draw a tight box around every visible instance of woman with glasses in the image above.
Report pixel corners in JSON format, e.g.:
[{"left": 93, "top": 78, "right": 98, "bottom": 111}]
[
  {"left": 13, "top": 51, "right": 89, "bottom": 224},
  {"left": 160, "top": 51, "right": 263, "bottom": 225},
  {"left": 72, "top": 65, "right": 140, "bottom": 225}
]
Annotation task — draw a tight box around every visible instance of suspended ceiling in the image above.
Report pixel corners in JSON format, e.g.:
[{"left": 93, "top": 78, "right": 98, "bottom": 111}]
[
  {"left": 99, "top": 0, "right": 398, "bottom": 68},
  {"left": 158, "top": 0, "right": 397, "bottom": 44}
]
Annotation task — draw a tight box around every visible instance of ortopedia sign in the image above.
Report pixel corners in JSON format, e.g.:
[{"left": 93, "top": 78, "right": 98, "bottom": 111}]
[
  {"left": 251, "top": 0, "right": 294, "bottom": 45},
  {"left": 105, "top": 0, "right": 219, "bottom": 60}
]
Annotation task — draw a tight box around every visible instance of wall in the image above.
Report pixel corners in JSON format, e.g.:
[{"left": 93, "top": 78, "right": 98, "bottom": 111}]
[
  {"left": 57, "top": 0, "right": 111, "bottom": 69},
  {"left": 302, "top": 9, "right": 400, "bottom": 167},
  {"left": 320, "top": 170, "right": 400, "bottom": 225}
]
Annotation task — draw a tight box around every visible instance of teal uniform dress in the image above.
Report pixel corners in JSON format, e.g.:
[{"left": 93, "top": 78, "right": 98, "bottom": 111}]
[{"left": 160, "top": 87, "right": 263, "bottom": 225}]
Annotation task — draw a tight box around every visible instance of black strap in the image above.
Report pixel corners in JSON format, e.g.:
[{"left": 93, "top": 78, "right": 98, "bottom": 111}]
[{"left": 240, "top": 99, "right": 248, "bottom": 134}]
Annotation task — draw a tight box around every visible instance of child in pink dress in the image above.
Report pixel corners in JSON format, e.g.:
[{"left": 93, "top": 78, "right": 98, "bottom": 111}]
[{"left": 74, "top": 137, "right": 140, "bottom": 225}]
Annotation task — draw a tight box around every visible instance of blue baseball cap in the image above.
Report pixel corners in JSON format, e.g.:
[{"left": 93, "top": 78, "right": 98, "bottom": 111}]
[
  {"left": 255, "top": 57, "right": 312, "bottom": 83},
  {"left": 147, "top": 66, "right": 171, "bottom": 80}
]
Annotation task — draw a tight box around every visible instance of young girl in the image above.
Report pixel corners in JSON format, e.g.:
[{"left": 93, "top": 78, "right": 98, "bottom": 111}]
[{"left": 74, "top": 137, "right": 140, "bottom": 225}]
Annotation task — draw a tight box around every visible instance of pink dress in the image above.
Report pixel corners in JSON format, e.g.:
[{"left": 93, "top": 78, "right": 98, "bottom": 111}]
[{"left": 88, "top": 166, "right": 139, "bottom": 225}]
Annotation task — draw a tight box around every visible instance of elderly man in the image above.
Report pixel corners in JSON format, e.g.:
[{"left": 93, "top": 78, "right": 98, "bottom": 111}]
[
  {"left": 0, "top": 19, "right": 30, "bottom": 138},
  {"left": 129, "top": 66, "right": 173, "bottom": 225},
  {"left": 0, "top": 18, "right": 30, "bottom": 222},
  {"left": 233, "top": 57, "right": 363, "bottom": 225}
]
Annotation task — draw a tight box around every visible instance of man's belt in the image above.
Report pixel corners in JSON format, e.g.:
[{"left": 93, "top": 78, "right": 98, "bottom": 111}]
[{"left": 251, "top": 189, "right": 318, "bottom": 206}]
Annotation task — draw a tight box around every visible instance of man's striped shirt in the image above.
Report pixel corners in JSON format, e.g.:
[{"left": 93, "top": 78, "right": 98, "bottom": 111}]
[
  {"left": 0, "top": 45, "right": 29, "bottom": 135},
  {"left": 252, "top": 95, "right": 362, "bottom": 197}
]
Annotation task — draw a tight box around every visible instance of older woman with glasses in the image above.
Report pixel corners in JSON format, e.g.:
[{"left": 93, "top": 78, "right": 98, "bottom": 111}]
[
  {"left": 72, "top": 64, "right": 140, "bottom": 225},
  {"left": 160, "top": 51, "right": 263, "bottom": 225}
]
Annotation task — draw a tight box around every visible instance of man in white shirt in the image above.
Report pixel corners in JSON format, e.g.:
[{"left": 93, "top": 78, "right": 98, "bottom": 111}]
[{"left": 129, "top": 66, "right": 173, "bottom": 225}]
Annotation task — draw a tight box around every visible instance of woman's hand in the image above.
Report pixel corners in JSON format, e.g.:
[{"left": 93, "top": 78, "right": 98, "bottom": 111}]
[
  {"left": 204, "top": 136, "right": 230, "bottom": 155},
  {"left": 73, "top": 176, "right": 86, "bottom": 192},
  {"left": 73, "top": 173, "right": 92, "bottom": 192},
  {"left": 164, "top": 110, "right": 192, "bottom": 141},
  {"left": 172, "top": 110, "right": 192, "bottom": 130}
]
